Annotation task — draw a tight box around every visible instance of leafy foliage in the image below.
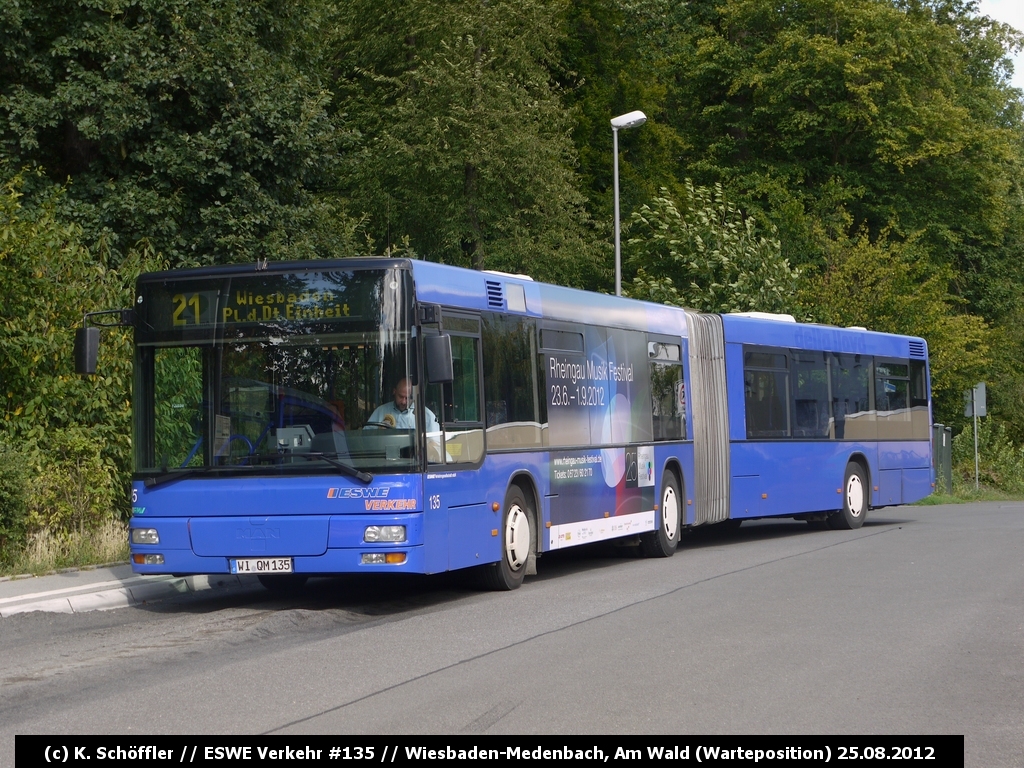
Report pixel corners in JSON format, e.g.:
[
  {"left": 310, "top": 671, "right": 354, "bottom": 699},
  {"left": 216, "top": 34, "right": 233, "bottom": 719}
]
[
  {"left": 0, "top": 171, "right": 156, "bottom": 548},
  {"left": 952, "top": 418, "right": 1024, "bottom": 494},
  {"left": 799, "top": 232, "right": 990, "bottom": 426},
  {"left": 334, "top": 0, "right": 602, "bottom": 285},
  {"left": 0, "top": 0, "right": 360, "bottom": 267},
  {"left": 644, "top": 0, "right": 1024, "bottom": 287},
  {"left": 24, "top": 427, "right": 119, "bottom": 537},
  {"left": 0, "top": 442, "right": 30, "bottom": 566},
  {"left": 625, "top": 181, "right": 799, "bottom": 313}
]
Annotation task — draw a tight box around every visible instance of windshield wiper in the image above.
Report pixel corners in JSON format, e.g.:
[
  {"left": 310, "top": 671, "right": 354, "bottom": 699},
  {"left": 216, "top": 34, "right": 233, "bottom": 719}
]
[
  {"left": 295, "top": 452, "right": 374, "bottom": 484},
  {"left": 144, "top": 453, "right": 373, "bottom": 487},
  {"left": 143, "top": 467, "right": 210, "bottom": 489}
]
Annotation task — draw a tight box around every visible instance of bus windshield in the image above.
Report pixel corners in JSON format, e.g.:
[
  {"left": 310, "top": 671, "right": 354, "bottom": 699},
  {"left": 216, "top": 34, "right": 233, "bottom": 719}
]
[{"left": 133, "top": 267, "right": 420, "bottom": 477}]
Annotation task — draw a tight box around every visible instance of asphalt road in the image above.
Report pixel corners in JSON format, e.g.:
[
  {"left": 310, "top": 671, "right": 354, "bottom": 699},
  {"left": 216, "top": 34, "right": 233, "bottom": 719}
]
[{"left": 1, "top": 502, "right": 1021, "bottom": 765}]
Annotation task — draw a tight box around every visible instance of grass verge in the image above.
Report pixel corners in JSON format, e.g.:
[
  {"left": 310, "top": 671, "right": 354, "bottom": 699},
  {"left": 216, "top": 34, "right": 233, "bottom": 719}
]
[
  {"left": 1, "top": 518, "right": 128, "bottom": 577},
  {"left": 916, "top": 486, "right": 1024, "bottom": 505}
]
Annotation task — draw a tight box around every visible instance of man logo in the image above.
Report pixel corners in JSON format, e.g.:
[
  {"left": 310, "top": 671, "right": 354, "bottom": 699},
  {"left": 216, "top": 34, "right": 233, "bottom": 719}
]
[{"left": 236, "top": 528, "right": 280, "bottom": 540}]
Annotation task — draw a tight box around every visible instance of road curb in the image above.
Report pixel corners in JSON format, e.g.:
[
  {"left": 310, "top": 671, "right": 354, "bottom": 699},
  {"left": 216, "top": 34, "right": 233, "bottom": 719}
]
[{"left": 0, "top": 573, "right": 251, "bottom": 618}]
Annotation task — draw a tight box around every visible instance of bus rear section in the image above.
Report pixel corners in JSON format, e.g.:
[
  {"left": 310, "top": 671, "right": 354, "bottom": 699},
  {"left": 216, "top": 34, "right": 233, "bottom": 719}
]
[{"left": 715, "top": 313, "right": 932, "bottom": 527}]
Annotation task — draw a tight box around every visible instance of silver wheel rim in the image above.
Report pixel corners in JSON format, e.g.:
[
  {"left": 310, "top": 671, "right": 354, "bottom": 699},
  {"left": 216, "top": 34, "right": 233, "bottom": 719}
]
[
  {"left": 846, "top": 474, "right": 864, "bottom": 517},
  {"left": 505, "top": 502, "right": 530, "bottom": 571},
  {"left": 661, "top": 484, "right": 679, "bottom": 541}
]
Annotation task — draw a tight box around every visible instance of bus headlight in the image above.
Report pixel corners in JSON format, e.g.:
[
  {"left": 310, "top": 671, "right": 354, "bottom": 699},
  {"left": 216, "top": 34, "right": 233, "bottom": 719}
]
[
  {"left": 132, "top": 553, "right": 165, "bottom": 565},
  {"left": 131, "top": 528, "right": 160, "bottom": 545},
  {"left": 363, "top": 525, "right": 406, "bottom": 543}
]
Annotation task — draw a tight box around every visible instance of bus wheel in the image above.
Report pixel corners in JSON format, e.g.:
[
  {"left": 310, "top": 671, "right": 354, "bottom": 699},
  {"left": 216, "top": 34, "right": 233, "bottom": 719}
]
[
  {"left": 640, "top": 470, "right": 681, "bottom": 558},
  {"left": 258, "top": 574, "right": 309, "bottom": 591},
  {"left": 481, "top": 486, "right": 533, "bottom": 591},
  {"left": 829, "top": 463, "right": 868, "bottom": 530}
]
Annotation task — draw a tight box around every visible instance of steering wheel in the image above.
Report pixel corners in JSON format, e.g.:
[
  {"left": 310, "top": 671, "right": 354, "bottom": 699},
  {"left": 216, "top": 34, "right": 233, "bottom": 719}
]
[{"left": 362, "top": 421, "right": 394, "bottom": 429}]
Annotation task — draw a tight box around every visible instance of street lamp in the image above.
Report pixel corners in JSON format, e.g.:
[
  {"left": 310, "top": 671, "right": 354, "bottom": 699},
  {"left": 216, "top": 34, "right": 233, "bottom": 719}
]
[{"left": 611, "top": 110, "right": 647, "bottom": 297}]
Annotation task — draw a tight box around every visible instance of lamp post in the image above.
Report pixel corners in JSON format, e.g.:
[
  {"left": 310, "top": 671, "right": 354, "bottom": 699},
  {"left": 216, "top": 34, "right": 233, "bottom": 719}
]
[{"left": 611, "top": 110, "right": 647, "bottom": 297}]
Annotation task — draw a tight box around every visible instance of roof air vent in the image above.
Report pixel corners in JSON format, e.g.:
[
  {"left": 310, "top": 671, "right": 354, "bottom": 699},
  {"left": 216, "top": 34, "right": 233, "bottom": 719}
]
[{"left": 486, "top": 280, "right": 504, "bottom": 309}]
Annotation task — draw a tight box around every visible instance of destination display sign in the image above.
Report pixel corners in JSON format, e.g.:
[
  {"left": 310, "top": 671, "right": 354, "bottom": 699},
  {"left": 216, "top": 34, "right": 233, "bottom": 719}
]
[{"left": 136, "top": 269, "right": 408, "bottom": 338}]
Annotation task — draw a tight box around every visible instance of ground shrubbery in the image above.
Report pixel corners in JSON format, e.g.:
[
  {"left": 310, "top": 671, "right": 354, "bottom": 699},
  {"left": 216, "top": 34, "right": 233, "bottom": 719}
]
[
  {"left": 24, "top": 428, "right": 120, "bottom": 537},
  {"left": 1, "top": 171, "right": 149, "bottom": 572},
  {"left": 0, "top": 443, "right": 31, "bottom": 568},
  {"left": 951, "top": 418, "right": 1024, "bottom": 496},
  {"left": 0, "top": 432, "right": 128, "bottom": 573}
]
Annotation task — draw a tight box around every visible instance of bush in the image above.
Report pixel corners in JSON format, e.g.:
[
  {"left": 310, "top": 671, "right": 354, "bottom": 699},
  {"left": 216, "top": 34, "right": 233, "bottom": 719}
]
[
  {"left": 952, "top": 418, "right": 1024, "bottom": 494},
  {"left": 2, "top": 170, "right": 154, "bottom": 527},
  {"left": 24, "top": 428, "right": 120, "bottom": 538},
  {"left": 0, "top": 442, "right": 31, "bottom": 566},
  {"left": 625, "top": 181, "right": 800, "bottom": 314}
]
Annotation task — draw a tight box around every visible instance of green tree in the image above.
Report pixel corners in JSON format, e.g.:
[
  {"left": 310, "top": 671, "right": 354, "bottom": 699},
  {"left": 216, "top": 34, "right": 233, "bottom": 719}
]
[
  {"left": 646, "top": 0, "right": 1024, "bottom": 301},
  {"left": 335, "top": 0, "right": 601, "bottom": 285},
  {"left": 557, "top": 0, "right": 689, "bottom": 262},
  {"left": 800, "top": 232, "right": 990, "bottom": 426},
  {"left": 0, "top": 171, "right": 156, "bottom": 526},
  {"left": 625, "top": 181, "right": 800, "bottom": 313},
  {"left": 0, "top": 0, "right": 358, "bottom": 267}
]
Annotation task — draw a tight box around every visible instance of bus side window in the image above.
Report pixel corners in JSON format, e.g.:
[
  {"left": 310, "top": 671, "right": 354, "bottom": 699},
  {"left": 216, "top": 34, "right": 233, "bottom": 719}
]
[
  {"left": 792, "top": 351, "right": 829, "bottom": 438},
  {"left": 649, "top": 339, "right": 685, "bottom": 441},
  {"left": 449, "top": 335, "right": 480, "bottom": 423},
  {"left": 875, "top": 360, "right": 911, "bottom": 439},
  {"left": 482, "top": 315, "right": 543, "bottom": 449},
  {"left": 909, "top": 359, "right": 930, "bottom": 440},
  {"left": 744, "top": 348, "right": 789, "bottom": 438},
  {"left": 441, "top": 330, "right": 484, "bottom": 464},
  {"left": 831, "top": 353, "right": 874, "bottom": 441}
]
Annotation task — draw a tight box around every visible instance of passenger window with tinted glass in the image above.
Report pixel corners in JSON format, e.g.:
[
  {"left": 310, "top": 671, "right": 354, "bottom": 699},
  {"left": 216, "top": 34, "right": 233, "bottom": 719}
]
[
  {"left": 483, "top": 315, "right": 543, "bottom": 449},
  {"left": 909, "top": 359, "right": 930, "bottom": 440},
  {"left": 449, "top": 335, "right": 480, "bottom": 423},
  {"left": 831, "top": 353, "right": 873, "bottom": 440},
  {"left": 441, "top": 334, "right": 483, "bottom": 464},
  {"left": 651, "top": 362, "right": 685, "bottom": 440},
  {"left": 792, "top": 352, "right": 830, "bottom": 438},
  {"left": 875, "top": 361, "right": 911, "bottom": 439},
  {"left": 650, "top": 342, "right": 685, "bottom": 441},
  {"left": 744, "top": 348, "right": 789, "bottom": 438},
  {"left": 745, "top": 368, "right": 789, "bottom": 437}
]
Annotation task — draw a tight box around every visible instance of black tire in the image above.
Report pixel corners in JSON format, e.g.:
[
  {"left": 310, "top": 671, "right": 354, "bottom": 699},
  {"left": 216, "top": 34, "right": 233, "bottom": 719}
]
[
  {"left": 640, "top": 470, "right": 682, "bottom": 558},
  {"left": 828, "top": 462, "right": 868, "bottom": 530},
  {"left": 258, "top": 574, "right": 309, "bottom": 591},
  {"left": 480, "top": 486, "right": 533, "bottom": 591}
]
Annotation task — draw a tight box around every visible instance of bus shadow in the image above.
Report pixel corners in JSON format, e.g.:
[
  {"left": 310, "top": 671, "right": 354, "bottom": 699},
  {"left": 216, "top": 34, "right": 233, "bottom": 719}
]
[
  {"left": 679, "top": 515, "right": 913, "bottom": 552},
  {"left": 139, "top": 516, "right": 916, "bottom": 617},
  {"left": 534, "top": 514, "right": 915, "bottom": 577}
]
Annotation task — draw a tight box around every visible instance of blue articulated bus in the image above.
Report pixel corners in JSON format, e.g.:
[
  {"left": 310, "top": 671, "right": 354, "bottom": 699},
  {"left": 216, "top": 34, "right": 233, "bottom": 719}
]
[{"left": 80, "top": 258, "right": 932, "bottom": 590}]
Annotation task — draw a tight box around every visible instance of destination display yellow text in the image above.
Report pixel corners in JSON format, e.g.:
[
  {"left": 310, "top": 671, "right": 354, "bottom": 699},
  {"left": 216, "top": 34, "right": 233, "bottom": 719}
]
[{"left": 170, "top": 290, "right": 351, "bottom": 326}]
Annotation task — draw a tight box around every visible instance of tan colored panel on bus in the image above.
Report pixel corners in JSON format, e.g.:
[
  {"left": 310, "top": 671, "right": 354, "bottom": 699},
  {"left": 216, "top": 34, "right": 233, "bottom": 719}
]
[
  {"left": 842, "top": 412, "right": 877, "bottom": 441},
  {"left": 911, "top": 407, "right": 930, "bottom": 440},
  {"left": 446, "top": 428, "right": 484, "bottom": 464},
  {"left": 876, "top": 409, "right": 912, "bottom": 440},
  {"left": 485, "top": 422, "right": 546, "bottom": 449}
]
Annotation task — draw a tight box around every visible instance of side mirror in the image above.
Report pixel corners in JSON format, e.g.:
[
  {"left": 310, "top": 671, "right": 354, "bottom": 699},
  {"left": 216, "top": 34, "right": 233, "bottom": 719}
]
[
  {"left": 424, "top": 334, "right": 454, "bottom": 384},
  {"left": 74, "top": 326, "right": 100, "bottom": 376}
]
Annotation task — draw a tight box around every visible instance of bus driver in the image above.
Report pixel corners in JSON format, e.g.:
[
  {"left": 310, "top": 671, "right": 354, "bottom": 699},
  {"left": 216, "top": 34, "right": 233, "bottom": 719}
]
[{"left": 365, "top": 378, "right": 440, "bottom": 433}]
